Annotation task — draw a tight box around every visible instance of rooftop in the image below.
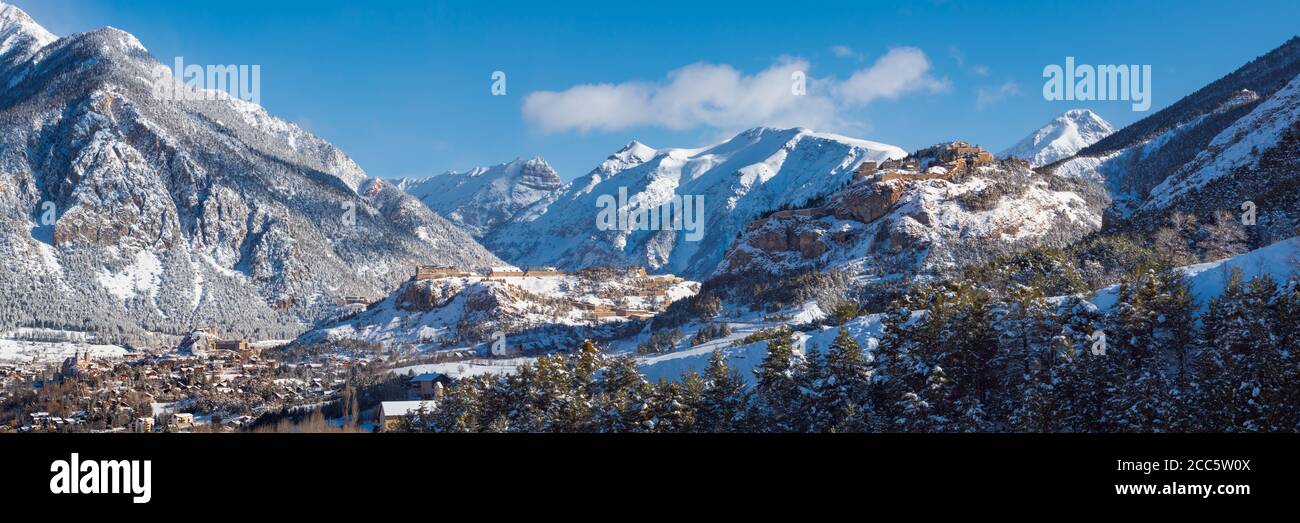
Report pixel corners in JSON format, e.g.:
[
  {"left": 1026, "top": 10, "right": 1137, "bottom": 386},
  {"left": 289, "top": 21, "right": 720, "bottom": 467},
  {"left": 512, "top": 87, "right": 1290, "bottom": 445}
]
[{"left": 380, "top": 400, "right": 437, "bottom": 417}]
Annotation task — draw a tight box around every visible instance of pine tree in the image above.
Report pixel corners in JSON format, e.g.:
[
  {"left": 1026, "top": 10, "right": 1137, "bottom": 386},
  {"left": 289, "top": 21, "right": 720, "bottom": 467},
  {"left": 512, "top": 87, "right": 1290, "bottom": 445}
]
[
  {"left": 871, "top": 302, "right": 914, "bottom": 430},
  {"left": 1000, "top": 284, "right": 1056, "bottom": 432},
  {"left": 1154, "top": 272, "right": 1197, "bottom": 391},
  {"left": 751, "top": 330, "right": 805, "bottom": 432},
  {"left": 896, "top": 391, "right": 931, "bottom": 432},
  {"left": 1105, "top": 269, "right": 1189, "bottom": 432},
  {"left": 1240, "top": 275, "right": 1282, "bottom": 431},
  {"left": 593, "top": 356, "right": 650, "bottom": 433},
  {"left": 815, "top": 328, "right": 872, "bottom": 432},
  {"left": 534, "top": 353, "right": 583, "bottom": 432},
  {"left": 1011, "top": 357, "right": 1056, "bottom": 432},
  {"left": 898, "top": 366, "right": 952, "bottom": 432},
  {"left": 429, "top": 375, "right": 487, "bottom": 433},
  {"left": 1121, "top": 367, "right": 1169, "bottom": 432},
  {"left": 799, "top": 343, "right": 830, "bottom": 431},
  {"left": 646, "top": 377, "right": 695, "bottom": 433},
  {"left": 1273, "top": 282, "right": 1300, "bottom": 430},
  {"left": 934, "top": 283, "right": 998, "bottom": 431},
  {"left": 1195, "top": 281, "right": 1236, "bottom": 432},
  {"left": 571, "top": 339, "right": 602, "bottom": 397},
  {"left": 698, "top": 349, "right": 749, "bottom": 433},
  {"left": 677, "top": 370, "right": 706, "bottom": 432},
  {"left": 1194, "top": 269, "right": 1275, "bottom": 432}
]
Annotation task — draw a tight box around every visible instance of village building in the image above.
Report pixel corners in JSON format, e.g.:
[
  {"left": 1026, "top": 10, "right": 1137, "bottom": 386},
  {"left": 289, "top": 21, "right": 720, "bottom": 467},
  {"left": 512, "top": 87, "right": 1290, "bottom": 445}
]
[
  {"left": 178, "top": 328, "right": 219, "bottom": 357},
  {"left": 170, "top": 413, "right": 195, "bottom": 430},
  {"left": 338, "top": 296, "right": 372, "bottom": 306},
  {"left": 378, "top": 400, "right": 438, "bottom": 432},
  {"left": 415, "top": 266, "right": 472, "bottom": 280},
  {"left": 487, "top": 266, "right": 526, "bottom": 278},
  {"left": 613, "top": 308, "right": 655, "bottom": 320},
  {"left": 584, "top": 310, "right": 620, "bottom": 320},
  {"left": 60, "top": 351, "right": 95, "bottom": 376},
  {"left": 133, "top": 417, "right": 155, "bottom": 433},
  {"left": 524, "top": 266, "right": 566, "bottom": 277},
  {"left": 215, "top": 340, "right": 251, "bottom": 353},
  {"left": 409, "top": 373, "right": 450, "bottom": 400}
]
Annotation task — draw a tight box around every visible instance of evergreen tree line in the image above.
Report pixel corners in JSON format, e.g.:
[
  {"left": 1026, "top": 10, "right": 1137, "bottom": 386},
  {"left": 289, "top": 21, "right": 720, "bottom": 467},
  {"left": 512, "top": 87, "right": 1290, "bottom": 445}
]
[{"left": 403, "top": 267, "right": 1299, "bottom": 433}]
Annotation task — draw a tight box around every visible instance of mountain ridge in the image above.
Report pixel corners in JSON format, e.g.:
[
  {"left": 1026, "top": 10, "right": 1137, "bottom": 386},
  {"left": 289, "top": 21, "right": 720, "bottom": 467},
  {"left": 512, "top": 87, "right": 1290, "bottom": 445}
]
[
  {"left": 395, "top": 156, "right": 563, "bottom": 238},
  {"left": 483, "top": 126, "right": 908, "bottom": 279},
  {"left": 0, "top": 3, "right": 502, "bottom": 345}
]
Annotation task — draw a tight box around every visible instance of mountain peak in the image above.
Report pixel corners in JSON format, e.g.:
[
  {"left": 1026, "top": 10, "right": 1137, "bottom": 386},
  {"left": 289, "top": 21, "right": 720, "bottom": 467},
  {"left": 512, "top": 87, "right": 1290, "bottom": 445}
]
[
  {"left": 403, "top": 157, "right": 563, "bottom": 238},
  {"left": 519, "top": 155, "right": 552, "bottom": 169},
  {"left": 612, "top": 140, "right": 658, "bottom": 163},
  {"left": 1000, "top": 109, "right": 1116, "bottom": 167},
  {"left": 0, "top": 1, "right": 56, "bottom": 59}
]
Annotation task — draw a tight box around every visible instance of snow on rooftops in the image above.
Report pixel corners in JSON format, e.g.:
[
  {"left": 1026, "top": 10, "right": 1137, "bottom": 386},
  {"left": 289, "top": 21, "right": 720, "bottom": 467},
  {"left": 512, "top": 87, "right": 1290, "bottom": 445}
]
[{"left": 380, "top": 400, "right": 437, "bottom": 417}]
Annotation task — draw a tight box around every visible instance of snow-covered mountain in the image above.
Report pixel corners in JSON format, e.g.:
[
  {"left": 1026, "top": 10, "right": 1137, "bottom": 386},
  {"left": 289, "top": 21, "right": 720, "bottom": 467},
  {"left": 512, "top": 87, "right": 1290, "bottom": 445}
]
[
  {"left": 395, "top": 157, "right": 563, "bottom": 238},
  {"left": 1000, "top": 109, "right": 1115, "bottom": 167},
  {"left": 1047, "top": 36, "right": 1300, "bottom": 233},
  {"left": 484, "top": 127, "right": 907, "bottom": 279},
  {"left": 720, "top": 142, "right": 1108, "bottom": 279},
  {"left": 0, "top": 2, "right": 53, "bottom": 74},
  {"left": 1146, "top": 76, "right": 1300, "bottom": 209},
  {"left": 0, "top": 3, "right": 502, "bottom": 345}
]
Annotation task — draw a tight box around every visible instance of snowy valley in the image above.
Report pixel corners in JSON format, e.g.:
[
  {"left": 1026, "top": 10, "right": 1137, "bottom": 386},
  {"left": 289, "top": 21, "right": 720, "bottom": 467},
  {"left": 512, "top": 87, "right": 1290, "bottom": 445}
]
[{"left": 1, "top": 0, "right": 1298, "bottom": 434}]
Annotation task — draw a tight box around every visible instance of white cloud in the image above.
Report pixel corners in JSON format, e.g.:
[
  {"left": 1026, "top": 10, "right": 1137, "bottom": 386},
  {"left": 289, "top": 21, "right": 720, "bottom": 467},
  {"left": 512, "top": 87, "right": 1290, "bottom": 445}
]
[
  {"left": 838, "top": 47, "right": 950, "bottom": 105},
  {"left": 976, "top": 81, "right": 1023, "bottom": 110},
  {"left": 523, "top": 48, "right": 948, "bottom": 134},
  {"left": 972, "top": 65, "right": 990, "bottom": 77},
  {"left": 523, "top": 59, "right": 839, "bottom": 133}
]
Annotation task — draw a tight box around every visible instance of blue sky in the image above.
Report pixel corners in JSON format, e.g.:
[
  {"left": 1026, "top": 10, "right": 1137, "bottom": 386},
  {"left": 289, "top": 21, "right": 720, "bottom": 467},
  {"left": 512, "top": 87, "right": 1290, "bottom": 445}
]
[{"left": 14, "top": 0, "right": 1300, "bottom": 180}]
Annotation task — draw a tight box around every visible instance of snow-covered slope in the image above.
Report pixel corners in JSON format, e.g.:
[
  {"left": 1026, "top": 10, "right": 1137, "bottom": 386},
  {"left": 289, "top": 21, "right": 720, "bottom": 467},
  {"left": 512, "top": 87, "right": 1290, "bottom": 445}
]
[
  {"left": 0, "top": 3, "right": 502, "bottom": 345},
  {"left": 395, "top": 157, "right": 563, "bottom": 238},
  {"left": 1047, "top": 73, "right": 1300, "bottom": 239},
  {"left": 0, "top": 2, "right": 54, "bottom": 76},
  {"left": 298, "top": 270, "right": 699, "bottom": 353},
  {"left": 1146, "top": 76, "right": 1300, "bottom": 209},
  {"left": 1045, "top": 37, "right": 1300, "bottom": 226},
  {"left": 1000, "top": 109, "right": 1115, "bottom": 167},
  {"left": 485, "top": 127, "right": 907, "bottom": 279},
  {"left": 1092, "top": 236, "right": 1299, "bottom": 311},
  {"left": 720, "top": 144, "right": 1108, "bottom": 279},
  {"left": 646, "top": 236, "right": 1300, "bottom": 386}
]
